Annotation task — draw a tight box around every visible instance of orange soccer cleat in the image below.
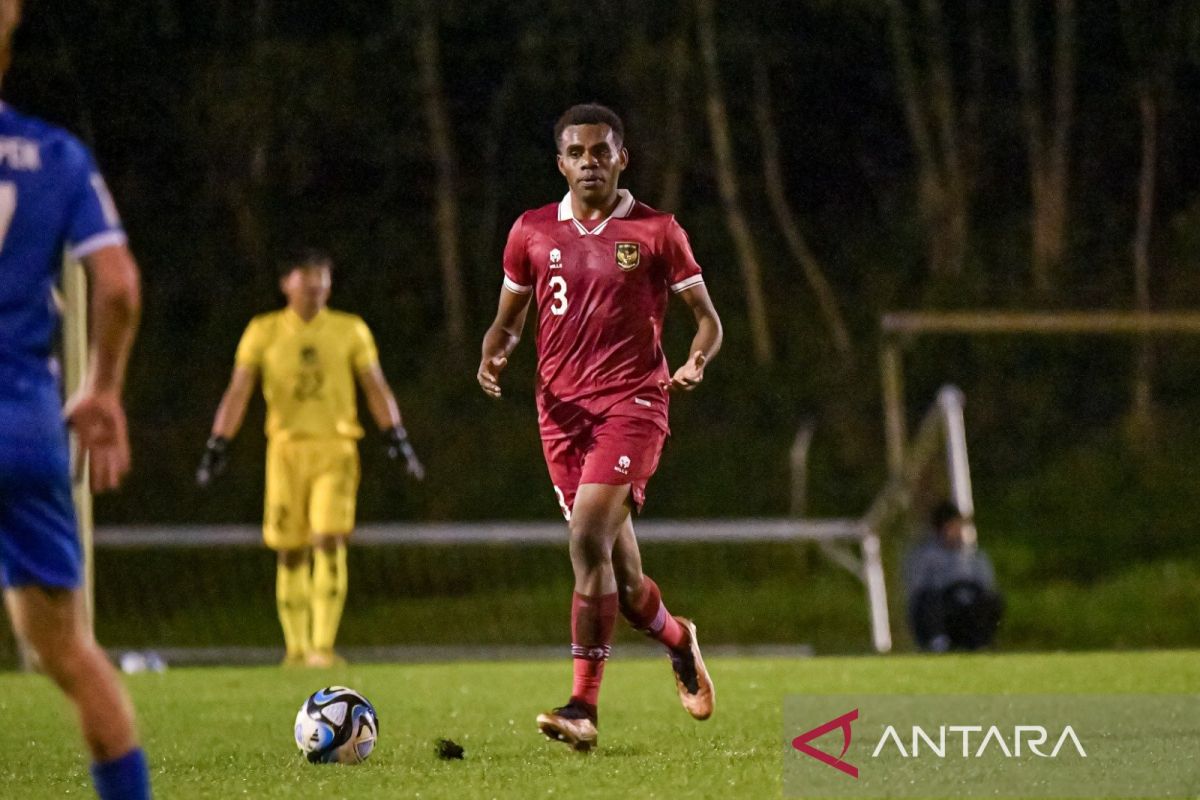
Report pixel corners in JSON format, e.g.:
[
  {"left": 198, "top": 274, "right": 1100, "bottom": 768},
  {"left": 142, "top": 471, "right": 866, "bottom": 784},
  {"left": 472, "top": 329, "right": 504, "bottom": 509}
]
[
  {"left": 670, "top": 617, "right": 715, "bottom": 721},
  {"left": 536, "top": 704, "right": 599, "bottom": 753}
]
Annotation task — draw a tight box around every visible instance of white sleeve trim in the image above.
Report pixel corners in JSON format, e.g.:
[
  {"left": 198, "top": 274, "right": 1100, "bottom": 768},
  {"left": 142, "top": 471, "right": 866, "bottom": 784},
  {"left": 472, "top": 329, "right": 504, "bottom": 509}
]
[
  {"left": 503, "top": 276, "right": 533, "bottom": 295},
  {"left": 70, "top": 230, "right": 127, "bottom": 260},
  {"left": 670, "top": 275, "right": 705, "bottom": 294}
]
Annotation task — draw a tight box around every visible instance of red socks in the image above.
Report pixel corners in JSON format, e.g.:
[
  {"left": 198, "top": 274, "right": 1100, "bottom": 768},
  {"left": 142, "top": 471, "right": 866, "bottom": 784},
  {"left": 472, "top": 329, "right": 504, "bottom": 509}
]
[
  {"left": 566, "top": 579, "right": 687, "bottom": 720},
  {"left": 569, "top": 591, "right": 618, "bottom": 719},
  {"left": 620, "top": 576, "right": 688, "bottom": 650}
]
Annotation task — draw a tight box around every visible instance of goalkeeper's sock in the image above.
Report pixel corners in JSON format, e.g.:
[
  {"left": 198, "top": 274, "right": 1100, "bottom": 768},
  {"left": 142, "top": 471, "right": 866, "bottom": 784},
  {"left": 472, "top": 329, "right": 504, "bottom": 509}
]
[
  {"left": 91, "top": 747, "right": 150, "bottom": 800},
  {"left": 569, "top": 591, "right": 617, "bottom": 719},
  {"left": 276, "top": 559, "right": 312, "bottom": 660},
  {"left": 620, "top": 575, "right": 688, "bottom": 651},
  {"left": 311, "top": 541, "right": 348, "bottom": 654}
]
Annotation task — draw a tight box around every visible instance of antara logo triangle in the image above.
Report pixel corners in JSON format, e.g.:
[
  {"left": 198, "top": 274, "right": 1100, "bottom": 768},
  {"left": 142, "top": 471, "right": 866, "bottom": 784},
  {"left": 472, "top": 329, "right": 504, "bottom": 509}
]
[{"left": 791, "top": 708, "right": 859, "bottom": 779}]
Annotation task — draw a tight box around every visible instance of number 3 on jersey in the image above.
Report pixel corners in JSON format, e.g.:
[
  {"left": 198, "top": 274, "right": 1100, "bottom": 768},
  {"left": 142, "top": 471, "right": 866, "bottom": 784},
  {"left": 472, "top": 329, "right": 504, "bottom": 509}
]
[{"left": 548, "top": 275, "right": 568, "bottom": 316}]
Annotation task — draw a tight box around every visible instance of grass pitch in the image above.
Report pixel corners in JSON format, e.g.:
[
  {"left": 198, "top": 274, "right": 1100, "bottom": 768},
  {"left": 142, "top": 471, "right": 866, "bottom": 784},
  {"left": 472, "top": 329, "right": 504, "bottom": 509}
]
[{"left": 0, "top": 650, "right": 1196, "bottom": 799}]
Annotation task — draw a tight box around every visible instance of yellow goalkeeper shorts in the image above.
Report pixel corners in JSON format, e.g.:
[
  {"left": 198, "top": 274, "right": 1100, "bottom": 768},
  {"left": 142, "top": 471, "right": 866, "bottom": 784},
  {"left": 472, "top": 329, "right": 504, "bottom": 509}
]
[{"left": 263, "top": 437, "right": 360, "bottom": 550}]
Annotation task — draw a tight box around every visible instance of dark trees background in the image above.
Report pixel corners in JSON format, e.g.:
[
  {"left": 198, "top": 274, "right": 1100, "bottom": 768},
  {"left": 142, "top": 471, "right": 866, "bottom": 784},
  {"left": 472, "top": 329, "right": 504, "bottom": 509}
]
[{"left": 9, "top": 1, "right": 1200, "bottom": 528}]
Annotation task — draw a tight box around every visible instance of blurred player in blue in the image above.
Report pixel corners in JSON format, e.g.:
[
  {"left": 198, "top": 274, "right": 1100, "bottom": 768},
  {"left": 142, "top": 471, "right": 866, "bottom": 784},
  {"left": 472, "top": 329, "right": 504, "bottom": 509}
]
[{"left": 0, "top": 2, "right": 150, "bottom": 798}]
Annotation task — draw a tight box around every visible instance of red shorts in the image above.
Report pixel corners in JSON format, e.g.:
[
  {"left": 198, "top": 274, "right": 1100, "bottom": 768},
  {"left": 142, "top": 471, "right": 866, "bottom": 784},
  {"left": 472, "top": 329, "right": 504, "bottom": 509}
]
[{"left": 541, "top": 414, "right": 667, "bottom": 520}]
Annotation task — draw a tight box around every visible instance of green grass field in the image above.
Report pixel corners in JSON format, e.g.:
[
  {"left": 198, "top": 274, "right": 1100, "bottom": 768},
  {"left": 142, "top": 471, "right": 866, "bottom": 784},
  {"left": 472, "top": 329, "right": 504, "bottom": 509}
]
[{"left": 1, "top": 650, "right": 1197, "bottom": 799}]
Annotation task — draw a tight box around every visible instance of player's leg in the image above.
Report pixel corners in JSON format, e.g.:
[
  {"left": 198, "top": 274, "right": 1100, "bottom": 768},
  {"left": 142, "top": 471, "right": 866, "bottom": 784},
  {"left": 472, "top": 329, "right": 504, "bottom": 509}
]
[
  {"left": 536, "top": 482, "right": 627, "bottom": 751},
  {"left": 568, "top": 482, "right": 631, "bottom": 595},
  {"left": 0, "top": 427, "right": 149, "bottom": 799},
  {"left": 612, "top": 515, "right": 686, "bottom": 650},
  {"left": 7, "top": 587, "right": 150, "bottom": 799},
  {"left": 275, "top": 547, "right": 312, "bottom": 665},
  {"left": 307, "top": 535, "right": 347, "bottom": 667},
  {"left": 533, "top": 435, "right": 600, "bottom": 750},
  {"left": 265, "top": 439, "right": 312, "bottom": 665},
  {"left": 594, "top": 414, "right": 714, "bottom": 720},
  {"left": 613, "top": 515, "right": 715, "bottom": 720},
  {"left": 567, "top": 481, "right": 630, "bottom": 693},
  {"left": 5, "top": 587, "right": 146, "bottom": 758},
  {"left": 307, "top": 439, "right": 358, "bottom": 667}
]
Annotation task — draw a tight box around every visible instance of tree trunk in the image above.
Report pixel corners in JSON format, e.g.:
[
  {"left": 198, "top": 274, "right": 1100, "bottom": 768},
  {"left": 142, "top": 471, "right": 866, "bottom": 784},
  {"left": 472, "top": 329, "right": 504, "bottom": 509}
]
[
  {"left": 226, "top": 0, "right": 271, "bottom": 267},
  {"left": 695, "top": 0, "right": 773, "bottom": 365},
  {"left": 415, "top": 3, "right": 467, "bottom": 348},
  {"left": 884, "top": 0, "right": 970, "bottom": 277},
  {"left": 253, "top": 0, "right": 271, "bottom": 35},
  {"left": 472, "top": 74, "right": 515, "bottom": 310},
  {"left": 155, "top": 0, "right": 179, "bottom": 37},
  {"left": 657, "top": 33, "right": 690, "bottom": 214},
  {"left": 961, "top": 0, "right": 985, "bottom": 183},
  {"left": 1130, "top": 85, "right": 1157, "bottom": 434},
  {"left": 920, "top": 0, "right": 970, "bottom": 277},
  {"left": 752, "top": 54, "right": 853, "bottom": 356},
  {"left": 1046, "top": 0, "right": 1075, "bottom": 276},
  {"left": 1014, "top": 0, "right": 1075, "bottom": 296},
  {"left": 226, "top": 184, "right": 267, "bottom": 268}
]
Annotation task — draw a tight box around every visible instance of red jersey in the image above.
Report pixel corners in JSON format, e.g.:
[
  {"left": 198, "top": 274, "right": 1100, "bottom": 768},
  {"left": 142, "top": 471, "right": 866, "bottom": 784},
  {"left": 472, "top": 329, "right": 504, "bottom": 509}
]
[{"left": 502, "top": 190, "right": 704, "bottom": 440}]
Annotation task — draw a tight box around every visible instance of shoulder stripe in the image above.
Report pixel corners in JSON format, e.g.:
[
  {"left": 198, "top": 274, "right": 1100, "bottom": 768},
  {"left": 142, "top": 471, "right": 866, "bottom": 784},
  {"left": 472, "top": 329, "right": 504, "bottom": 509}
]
[
  {"left": 670, "top": 275, "right": 705, "bottom": 294},
  {"left": 503, "top": 276, "right": 532, "bottom": 295},
  {"left": 70, "top": 230, "right": 127, "bottom": 260}
]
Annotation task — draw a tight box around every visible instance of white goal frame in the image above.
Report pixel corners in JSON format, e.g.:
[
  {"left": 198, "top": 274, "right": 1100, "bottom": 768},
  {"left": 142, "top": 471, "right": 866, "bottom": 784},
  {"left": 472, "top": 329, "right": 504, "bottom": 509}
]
[
  {"left": 879, "top": 311, "right": 1200, "bottom": 549},
  {"left": 62, "top": 258, "right": 94, "bottom": 625},
  {"left": 15, "top": 259, "right": 93, "bottom": 670},
  {"left": 880, "top": 310, "right": 1200, "bottom": 474}
]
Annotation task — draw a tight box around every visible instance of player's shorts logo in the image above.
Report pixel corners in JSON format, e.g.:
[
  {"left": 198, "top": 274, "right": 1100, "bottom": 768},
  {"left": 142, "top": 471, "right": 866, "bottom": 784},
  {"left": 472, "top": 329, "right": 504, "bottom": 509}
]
[
  {"left": 549, "top": 248, "right": 562, "bottom": 268},
  {"left": 615, "top": 242, "right": 640, "bottom": 271},
  {"left": 615, "top": 455, "right": 631, "bottom": 475}
]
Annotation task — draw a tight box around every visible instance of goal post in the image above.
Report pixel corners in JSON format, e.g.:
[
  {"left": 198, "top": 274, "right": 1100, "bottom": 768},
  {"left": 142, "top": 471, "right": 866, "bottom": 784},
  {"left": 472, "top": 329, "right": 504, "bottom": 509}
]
[
  {"left": 62, "top": 256, "right": 94, "bottom": 628},
  {"left": 867, "top": 384, "right": 976, "bottom": 531},
  {"left": 879, "top": 311, "right": 1200, "bottom": 552},
  {"left": 13, "top": 257, "right": 92, "bottom": 669}
]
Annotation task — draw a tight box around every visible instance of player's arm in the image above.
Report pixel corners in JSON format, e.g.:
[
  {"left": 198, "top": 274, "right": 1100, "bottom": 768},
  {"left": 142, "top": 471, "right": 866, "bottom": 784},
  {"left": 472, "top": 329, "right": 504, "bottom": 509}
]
[
  {"left": 477, "top": 286, "right": 531, "bottom": 399},
  {"left": 668, "top": 282, "right": 723, "bottom": 392},
  {"left": 210, "top": 365, "right": 257, "bottom": 440},
  {"left": 196, "top": 364, "right": 257, "bottom": 486},
  {"left": 357, "top": 363, "right": 424, "bottom": 480},
  {"left": 64, "top": 243, "right": 141, "bottom": 493}
]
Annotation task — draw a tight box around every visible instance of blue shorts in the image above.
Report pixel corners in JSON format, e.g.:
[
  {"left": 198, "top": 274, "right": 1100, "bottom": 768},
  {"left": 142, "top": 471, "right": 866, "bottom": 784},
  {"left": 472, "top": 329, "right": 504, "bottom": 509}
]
[{"left": 0, "top": 379, "right": 81, "bottom": 590}]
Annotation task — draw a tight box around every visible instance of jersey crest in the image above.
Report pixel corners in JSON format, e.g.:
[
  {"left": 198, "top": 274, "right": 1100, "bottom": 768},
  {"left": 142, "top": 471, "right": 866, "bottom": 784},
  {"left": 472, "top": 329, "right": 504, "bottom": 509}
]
[{"left": 615, "top": 241, "right": 640, "bottom": 271}]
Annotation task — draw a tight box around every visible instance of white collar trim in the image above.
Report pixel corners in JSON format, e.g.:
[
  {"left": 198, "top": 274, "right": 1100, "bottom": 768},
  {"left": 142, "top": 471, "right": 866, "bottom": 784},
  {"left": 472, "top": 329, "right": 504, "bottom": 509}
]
[{"left": 558, "top": 189, "right": 635, "bottom": 236}]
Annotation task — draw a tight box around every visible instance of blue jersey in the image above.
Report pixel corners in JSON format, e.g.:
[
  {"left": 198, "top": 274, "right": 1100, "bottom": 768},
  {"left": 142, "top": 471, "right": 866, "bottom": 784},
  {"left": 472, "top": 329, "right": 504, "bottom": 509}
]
[
  {"left": 0, "top": 102, "right": 125, "bottom": 393},
  {"left": 0, "top": 103, "right": 123, "bottom": 589}
]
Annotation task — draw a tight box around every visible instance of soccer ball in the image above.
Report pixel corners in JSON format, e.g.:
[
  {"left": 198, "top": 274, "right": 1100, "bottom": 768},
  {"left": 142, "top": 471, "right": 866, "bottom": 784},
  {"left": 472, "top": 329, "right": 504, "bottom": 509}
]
[{"left": 294, "top": 685, "right": 379, "bottom": 764}]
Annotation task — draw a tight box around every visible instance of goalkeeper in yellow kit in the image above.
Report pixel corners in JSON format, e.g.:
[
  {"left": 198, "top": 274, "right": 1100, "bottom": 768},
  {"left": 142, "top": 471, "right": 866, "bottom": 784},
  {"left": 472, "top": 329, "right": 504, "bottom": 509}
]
[{"left": 197, "top": 249, "right": 424, "bottom": 667}]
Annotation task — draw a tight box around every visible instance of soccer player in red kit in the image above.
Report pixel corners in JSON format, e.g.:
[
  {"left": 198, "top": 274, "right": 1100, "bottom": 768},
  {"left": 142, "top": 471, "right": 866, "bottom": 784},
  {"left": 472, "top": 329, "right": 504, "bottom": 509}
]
[{"left": 477, "top": 103, "right": 723, "bottom": 751}]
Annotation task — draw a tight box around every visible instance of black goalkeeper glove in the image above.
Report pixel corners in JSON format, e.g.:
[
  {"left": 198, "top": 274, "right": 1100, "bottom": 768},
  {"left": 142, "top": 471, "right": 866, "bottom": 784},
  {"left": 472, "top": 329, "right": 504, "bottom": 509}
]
[
  {"left": 196, "top": 435, "right": 229, "bottom": 487},
  {"left": 383, "top": 426, "right": 425, "bottom": 481}
]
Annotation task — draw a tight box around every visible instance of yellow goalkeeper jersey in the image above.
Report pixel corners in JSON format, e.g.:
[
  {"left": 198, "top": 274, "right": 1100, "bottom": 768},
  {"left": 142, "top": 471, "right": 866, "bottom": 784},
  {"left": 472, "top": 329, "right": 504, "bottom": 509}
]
[{"left": 235, "top": 307, "right": 379, "bottom": 441}]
